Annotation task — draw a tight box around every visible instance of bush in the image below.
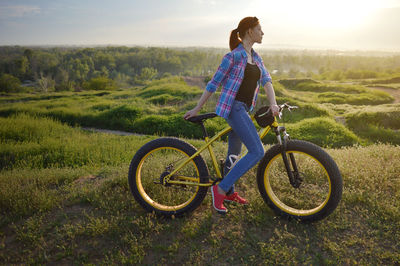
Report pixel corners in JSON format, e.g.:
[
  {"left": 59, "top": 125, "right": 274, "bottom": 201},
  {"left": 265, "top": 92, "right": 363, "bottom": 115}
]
[
  {"left": 0, "top": 74, "right": 23, "bottom": 93},
  {"left": 148, "top": 94, "right": 183, "bottom": 105},
  {"left": 256, "top": 96, "right": 330, "bottom": 123},
  {"left": 349, "top": 124, "right": 400, "bottom": 145},
  {"left": 132, "top": 114, "right": 225, "bottom": 139},
  {"left": 345, "top": 106, "right": 400, "bottom": 145},
  {"left": 139, "top": 81, "right": 202, "bottom": 99},
  {"left": 99, "top": 105, "right": 142, "bottom": 131},
  {"left": 83, "top": 77, "right": 117, "bottom": 90},
  {"left": 296, "top": 83, "right": 365, "bottom": 94},
  {"left": 346, "top": 107, "right": 400, "bottom": 130},
  {"left": 262, "top": 117, "right": 360, "bottom": 148},
  {"left": 278, "top": 78, "right": 319, "bottom": 89},
  {"left": 344, "top": 69, "right": 378, "bottom": 79},
  {"left": 134, "top": 67, "right": 158, "bottom": 85},
  {"left": 363, "top": 76, "right": 400, "bottom": 85},
  {"left": 316, "top": 91, "right": 394, "bottom": 105}
]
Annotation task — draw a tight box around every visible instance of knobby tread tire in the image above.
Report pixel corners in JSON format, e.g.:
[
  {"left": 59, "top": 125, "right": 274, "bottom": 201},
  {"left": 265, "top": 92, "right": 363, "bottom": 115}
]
[
  {"left": 128, "top": 137, "right": 209, "bottom": 217},
  {"left": 257, "top": 140, "right": 343, "bottom": 222}
]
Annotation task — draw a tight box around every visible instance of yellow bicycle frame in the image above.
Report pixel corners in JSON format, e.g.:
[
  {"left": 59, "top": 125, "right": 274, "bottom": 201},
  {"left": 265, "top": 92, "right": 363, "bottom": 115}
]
[{"left": 164, "top": 116, "right": 280, "bottom": 187}]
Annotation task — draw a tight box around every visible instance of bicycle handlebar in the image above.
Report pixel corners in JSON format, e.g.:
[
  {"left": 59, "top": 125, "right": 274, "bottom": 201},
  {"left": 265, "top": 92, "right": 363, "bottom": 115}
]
[{"left": 277, "top": 103, "right": 298, "bottom": 119}]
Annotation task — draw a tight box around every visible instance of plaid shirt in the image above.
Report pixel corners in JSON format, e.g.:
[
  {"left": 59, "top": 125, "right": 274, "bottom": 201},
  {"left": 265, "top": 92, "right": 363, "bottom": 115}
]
[{"left": 206, "top": 43, "right": 272, "bottom": 119}]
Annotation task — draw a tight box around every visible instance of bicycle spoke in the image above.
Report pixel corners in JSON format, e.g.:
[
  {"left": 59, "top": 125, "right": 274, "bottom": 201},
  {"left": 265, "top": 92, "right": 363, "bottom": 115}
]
[
  {"left": 137, "top": 147, "right": 200, "bottom": 210},
  {"left": 266, "top": 151, "right": 330, "bottom": 213}
]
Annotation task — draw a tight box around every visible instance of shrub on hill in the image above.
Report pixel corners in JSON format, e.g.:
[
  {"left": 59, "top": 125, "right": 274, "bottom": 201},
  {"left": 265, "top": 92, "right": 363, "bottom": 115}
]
[
  {"left": 363, "top": 76, "right": 400, "bottom": 85},
  {"left": 138, "top": 77, "right": 202, "bottom": 99},
  {"left": 83, "top": 77, "right": 117, "bottom": 90},
  {"left": 132, "top": 114, "right": 226, "bottom": 139},
  {"left": 345, "top": 105, "right": 400, "bottom": 145},
  {"left": 98, "top": 105, "right": 142, "bottom": 131},
  {"left": 262, "top": 117, "right": 360, "bottom": 148},
  {"left": 148, "top": 94, "right": 183, "bottom": 105},
  {"left": 278, "top": 79, "right": 319, "bottom": 89},
  {"left": 256, "top": 96, "right": 330, "bottom": 123},
  {"left": 316, "top": 91, "right": 394, "bottom": 105}
]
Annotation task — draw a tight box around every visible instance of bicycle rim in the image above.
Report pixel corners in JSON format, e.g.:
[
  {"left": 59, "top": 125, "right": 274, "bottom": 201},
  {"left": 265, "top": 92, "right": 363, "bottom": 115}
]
[
  {"left": 136, "top": 147, "right": 201, "bottom": 212},
  {"left": 263, "top": 151, "right": 331, "bottom": 216}
]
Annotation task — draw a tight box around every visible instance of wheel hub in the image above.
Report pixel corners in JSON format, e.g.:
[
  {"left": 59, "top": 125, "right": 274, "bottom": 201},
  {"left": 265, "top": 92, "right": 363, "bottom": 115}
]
[
  {"left": 290, "top": 171, "right": 303, "bottom": 188},
  {"left": 159, "top": 171, "right": 171, "bottom": 186}
]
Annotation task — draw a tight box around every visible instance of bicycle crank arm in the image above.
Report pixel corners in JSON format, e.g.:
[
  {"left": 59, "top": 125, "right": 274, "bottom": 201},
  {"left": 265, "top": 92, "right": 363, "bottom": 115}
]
[{"left": 167, "top": 180, "right": 213, "bottom": 187}]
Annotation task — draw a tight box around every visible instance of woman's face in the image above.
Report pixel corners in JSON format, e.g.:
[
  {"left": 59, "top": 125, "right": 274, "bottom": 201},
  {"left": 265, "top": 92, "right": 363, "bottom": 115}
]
[{"left": 248, "top": 24, "right": 264, "bottom": 43}]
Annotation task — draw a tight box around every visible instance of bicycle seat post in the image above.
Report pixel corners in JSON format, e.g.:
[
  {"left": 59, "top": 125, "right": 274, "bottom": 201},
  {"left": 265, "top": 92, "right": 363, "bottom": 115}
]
[
  {"left": 200, "top": 122, "right": 208, "bottom": 139},
  {"left": 186, "top": 112, "right": 217, "bottom": 139}
]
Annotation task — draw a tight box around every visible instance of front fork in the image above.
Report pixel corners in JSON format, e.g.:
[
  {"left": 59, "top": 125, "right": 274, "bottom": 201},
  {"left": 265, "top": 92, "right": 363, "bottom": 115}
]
[{"left": 274, "top": 126, "right": 302, "bottom": 188}]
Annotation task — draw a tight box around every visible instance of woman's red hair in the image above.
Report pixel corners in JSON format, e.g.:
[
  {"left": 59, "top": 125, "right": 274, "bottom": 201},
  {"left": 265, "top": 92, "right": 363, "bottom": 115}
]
[{"left": 229, "top": 16, "right": 259, "bottom": 51}]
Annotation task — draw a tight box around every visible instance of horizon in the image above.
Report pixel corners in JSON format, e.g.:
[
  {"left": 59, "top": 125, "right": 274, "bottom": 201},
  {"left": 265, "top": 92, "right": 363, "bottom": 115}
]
[{"left": 1, "top": 0, "right": 400, "bottom": 52}]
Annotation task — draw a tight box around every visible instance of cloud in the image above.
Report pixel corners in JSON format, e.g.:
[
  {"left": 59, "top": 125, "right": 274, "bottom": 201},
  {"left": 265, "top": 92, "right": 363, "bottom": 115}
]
[{"left": 0, "top": 5, "right": 40, "bottom": 18}]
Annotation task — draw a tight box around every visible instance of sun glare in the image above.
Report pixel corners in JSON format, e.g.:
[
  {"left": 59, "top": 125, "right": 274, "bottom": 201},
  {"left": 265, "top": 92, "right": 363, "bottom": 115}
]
[
  {"left": 255, "top": 0, "right": 379, "bottom": 30},
  {"left": 300, "top": 0, "right": 377, "bottom": 29}
]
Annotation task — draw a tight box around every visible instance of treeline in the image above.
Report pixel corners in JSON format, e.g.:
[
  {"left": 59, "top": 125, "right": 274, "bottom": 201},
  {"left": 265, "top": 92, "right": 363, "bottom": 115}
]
[
  {"left": 0, "top": 46, "right": 223, "bottom": 92},
  {"left": 1, "top": 45, "right": 400, "bottom": 93}
]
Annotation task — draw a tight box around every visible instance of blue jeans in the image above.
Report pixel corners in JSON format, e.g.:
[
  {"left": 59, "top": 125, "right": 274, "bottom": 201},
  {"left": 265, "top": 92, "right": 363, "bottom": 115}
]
[{"left": 218, "top": 100, "right": 265, "bottom": 193}]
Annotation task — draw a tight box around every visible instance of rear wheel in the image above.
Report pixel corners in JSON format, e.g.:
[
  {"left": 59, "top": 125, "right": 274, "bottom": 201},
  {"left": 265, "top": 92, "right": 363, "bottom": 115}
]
[
  {"left": 128, "top": 137, "right": 209, "bottom": 217},
  {"left": 257, "top": 140, "right": 342, "bottom": 222}
]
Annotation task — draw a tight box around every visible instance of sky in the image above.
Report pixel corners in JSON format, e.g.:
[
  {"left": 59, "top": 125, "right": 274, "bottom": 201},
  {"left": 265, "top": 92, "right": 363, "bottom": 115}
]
[{"left": 1, "top": 0, "right": 400, "bottom": 51}]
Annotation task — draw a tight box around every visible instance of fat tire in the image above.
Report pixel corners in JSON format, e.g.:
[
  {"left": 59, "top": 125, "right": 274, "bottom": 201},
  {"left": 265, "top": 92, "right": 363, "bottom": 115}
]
[
  {"left": 257, "top": 140, "right": 342, "bottom": 222},
  {"left": 128, "top": 137, "right": 209, "bottom": 217}
]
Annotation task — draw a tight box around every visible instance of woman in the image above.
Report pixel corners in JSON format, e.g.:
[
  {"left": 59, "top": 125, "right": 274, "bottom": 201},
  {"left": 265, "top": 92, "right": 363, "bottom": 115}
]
[{"left": 184, "top": 16, "right": 280, "bottom": 214}]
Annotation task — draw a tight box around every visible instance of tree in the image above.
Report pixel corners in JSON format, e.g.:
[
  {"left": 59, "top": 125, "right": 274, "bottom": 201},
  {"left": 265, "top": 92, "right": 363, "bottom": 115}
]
[
  {"left": 135, "top": 67, "right": 158, "bottom": 84},
  {"left": 0, "top": 74, "right": 22, "bottom": 93},
  {"left": 38, "top": 73, "right": 55, "bottom": 92},
  {"left": 15, "top": 56, "right": 29, "bottom": 79}
]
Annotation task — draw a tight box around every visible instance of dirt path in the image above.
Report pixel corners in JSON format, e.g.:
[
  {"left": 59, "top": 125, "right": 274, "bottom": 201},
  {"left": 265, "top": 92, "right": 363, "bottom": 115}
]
[
  {"left": 82, "top": 127, "right": 144, "bottom": 136},
  {"left": 182, "top": 76, "right": 206, "bottom": 89},
  {"left": 368, "top": 86, "right": 400, "bottom": 103}
]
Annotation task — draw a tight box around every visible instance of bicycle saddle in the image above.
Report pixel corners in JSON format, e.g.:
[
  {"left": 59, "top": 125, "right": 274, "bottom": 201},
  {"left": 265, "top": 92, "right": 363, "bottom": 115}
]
[{"left": 186, "top": 113, "right": 217, "bottom": 123}]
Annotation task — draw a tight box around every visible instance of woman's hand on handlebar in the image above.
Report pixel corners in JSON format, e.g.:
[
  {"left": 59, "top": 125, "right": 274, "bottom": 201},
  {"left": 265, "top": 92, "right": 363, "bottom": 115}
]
[{"left": 270, "top": 104, "right": 280, "bottom": 117}]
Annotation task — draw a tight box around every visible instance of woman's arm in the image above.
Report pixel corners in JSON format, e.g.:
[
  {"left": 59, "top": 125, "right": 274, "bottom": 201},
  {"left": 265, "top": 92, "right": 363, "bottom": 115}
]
[
  {"left": 184, "top": 52, "right": 234, "bottom": 120},
  {"left": 183, "top": 90, "right": 213, "bottom": 119},
  {"left": 264, "top": 82, "right": 280, "bottom": 116}
]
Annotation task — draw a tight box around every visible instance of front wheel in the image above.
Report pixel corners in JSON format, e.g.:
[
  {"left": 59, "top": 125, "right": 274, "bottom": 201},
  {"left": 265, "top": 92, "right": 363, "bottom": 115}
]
[{"left": 257, "top": 140, "right": 342, "bottom": 222}]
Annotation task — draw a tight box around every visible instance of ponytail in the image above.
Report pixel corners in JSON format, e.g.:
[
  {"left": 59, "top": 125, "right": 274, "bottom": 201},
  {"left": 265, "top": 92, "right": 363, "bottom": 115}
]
[
  {"left": 229, "top": 16, "right": 259, "bottom": 51},
  {"left": 229, "top": 28, "right": 240, "bottom": 51}
]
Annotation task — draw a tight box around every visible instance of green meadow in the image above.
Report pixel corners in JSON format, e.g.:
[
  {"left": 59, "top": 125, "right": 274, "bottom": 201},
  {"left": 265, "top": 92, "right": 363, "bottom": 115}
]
[{"left": 1, "top": 48, "right": 400, "bottom": 264}]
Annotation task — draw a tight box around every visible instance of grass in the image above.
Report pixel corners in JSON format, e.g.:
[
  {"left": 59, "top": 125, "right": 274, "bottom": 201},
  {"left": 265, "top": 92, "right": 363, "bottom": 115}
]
[
  {"left": 0, "top": 115, "right": 399, "bottom": 264},
  {"left": 0, "top": 114, "right": 156, "bottom": 170},
  {"left": 279, "top": 79, "right": 394, "bottom": 105}
]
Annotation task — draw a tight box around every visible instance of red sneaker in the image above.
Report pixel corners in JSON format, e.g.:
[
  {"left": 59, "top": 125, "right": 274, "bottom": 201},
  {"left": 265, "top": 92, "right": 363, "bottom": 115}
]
[
  {"left": 211, "top": 185, "right": 227, "bottom": 214},
  {"left": 225, "top": 192, "right": 249, "bottom": 205}
]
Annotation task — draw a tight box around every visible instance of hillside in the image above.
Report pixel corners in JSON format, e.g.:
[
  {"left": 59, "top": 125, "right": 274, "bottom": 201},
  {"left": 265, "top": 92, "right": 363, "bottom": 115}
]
[{"left": 0, "top": 114, "right": 399, "bottom": 264}]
